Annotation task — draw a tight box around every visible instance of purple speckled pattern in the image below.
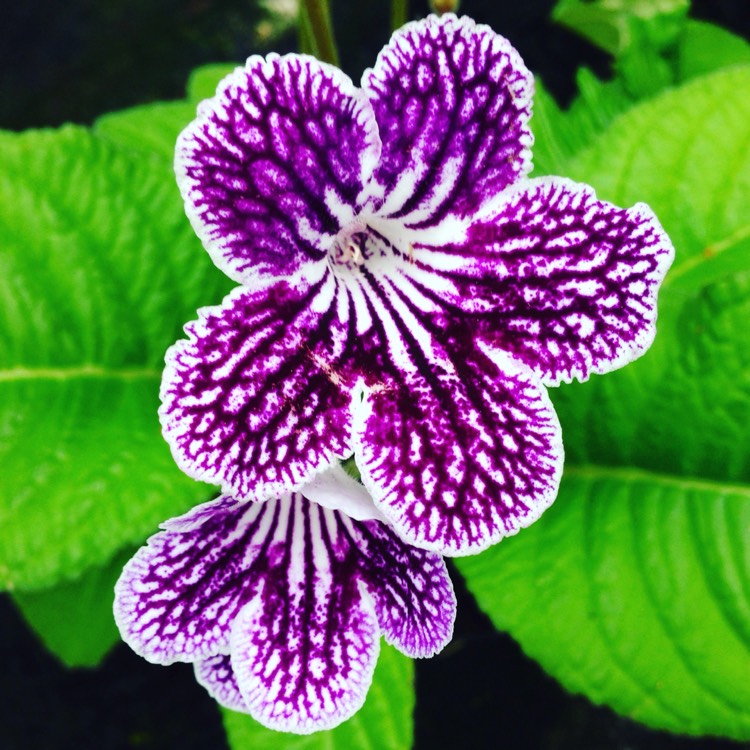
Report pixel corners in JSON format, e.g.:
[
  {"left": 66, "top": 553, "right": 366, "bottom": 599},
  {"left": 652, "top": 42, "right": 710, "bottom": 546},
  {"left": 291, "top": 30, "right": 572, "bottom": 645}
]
[
  {"left": 415, "top": 178, "right": 674, "bottom": 385},
  {"left": 160, "top": 280, "right": 354, "bottom": 503},
  {"left": 354, "top": 344, "right": 563, "bottom": 555},
  {"left": 176, "top": 54, "right": 380, "bottom": 284},
  {"left": 165, "top": 12, "right": 674, "bottom": 557},
  {"left": 114, "top": 494, "right": 455, "bottom": 733},
  {"left": 362, "top": 14, "right": 533, "bottom": 223}
]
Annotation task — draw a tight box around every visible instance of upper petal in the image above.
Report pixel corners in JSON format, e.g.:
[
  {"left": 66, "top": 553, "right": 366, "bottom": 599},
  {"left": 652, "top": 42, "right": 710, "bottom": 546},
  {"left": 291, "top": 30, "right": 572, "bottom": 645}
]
[
  {"left": 160, "top": 277, "right": 353, "bottom": 503},
  {"left": 416, "top": 177, "right": 675, "bottom": 385},
  {"left": 362, "top": 14, "right": 533, "bottom": 226},
  {"left": 176, "top": 54, "right": 381, "bottom": 286}
]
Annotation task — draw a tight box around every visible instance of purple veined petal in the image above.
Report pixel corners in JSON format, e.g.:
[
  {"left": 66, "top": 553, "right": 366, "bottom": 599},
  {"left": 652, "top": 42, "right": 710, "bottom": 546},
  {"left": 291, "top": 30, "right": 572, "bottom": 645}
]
[
  {"left": 195, "top": 654, "right": 248, "bottom": 712},
  {"left": 352, "top": 342, "right": 564, "bottom": 557},
  {"left": 113, "top": 495, "right": 257, "bottom": 664},
  {"left": 416, "top": 177, "right": 675, "bottom": 386},
  {"left": 160, "top": 277, "right": 354, "bottom": 503},
  {"left": 230, "top": 571, "right": 381, "bottom": 734},
  {"left": 355, "top": 517, "right": 456, "bottom": 658},
  {"left": 116, "top": 491, "right": 455, "bottom": 733},
  {"left": 176, "top": 53, "right": 381, "bottom": 286},
  {"left": 228, "top": 495, "right": 454, "bottom": 733},
  {"left": 362, "top": 13, "right": 533, "bottom": 227}
]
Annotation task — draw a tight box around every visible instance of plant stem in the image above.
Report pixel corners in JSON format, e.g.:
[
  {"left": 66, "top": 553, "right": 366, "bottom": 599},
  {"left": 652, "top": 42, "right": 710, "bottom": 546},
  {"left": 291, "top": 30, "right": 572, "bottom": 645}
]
[
  {"left": 297, "top": 5, "right": 319, "bottom": 58},
  {"left": 391, "top": 0, "right": 408, "bottom": 31},
  {"left": 299, "top": 0, "right": 339, "bottom": 66}
]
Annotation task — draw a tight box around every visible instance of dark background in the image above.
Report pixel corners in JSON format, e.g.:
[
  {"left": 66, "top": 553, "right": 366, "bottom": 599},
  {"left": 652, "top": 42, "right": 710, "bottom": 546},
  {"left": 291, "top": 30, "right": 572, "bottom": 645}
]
[{"left": 1, "top": 0, "right": 749, "bottom": 748}]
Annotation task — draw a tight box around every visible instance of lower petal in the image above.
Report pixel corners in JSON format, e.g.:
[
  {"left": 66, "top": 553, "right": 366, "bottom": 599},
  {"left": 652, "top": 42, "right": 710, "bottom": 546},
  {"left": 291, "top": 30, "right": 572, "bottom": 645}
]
[
  {"left": 353, "top": 519, "right": 455, "bottom": 658},
  {"left": 353, "top": 344, "right": 564, "bottom": 556},
  {"left": 195, "top": 654, "right": 248, "bottom": 713},
  {"left": 113, "top": 495, "right": 268, "bottom": 665},
  {"left": 230, "top": 576, "right": 381, "bottom": 734}
]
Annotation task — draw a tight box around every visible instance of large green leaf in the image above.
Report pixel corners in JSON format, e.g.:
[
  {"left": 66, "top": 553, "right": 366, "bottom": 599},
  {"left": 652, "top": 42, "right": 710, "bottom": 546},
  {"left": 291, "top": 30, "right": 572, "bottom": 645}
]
[
  {"left": 222, "top": 643, "right": 414, "bottom": 750},
  {"left": 11, "top": 547, "right": 134, "bottom": 667},
  {"left": 550, "top": 65, "right": 750, "bottom": 474},
  {"left": 0, "top": 125, "right": 232, "bottom": 590},
  {"left": 94, "top": 101, "right": 196, "bottom": 160},
  {"left": 457, "top": 468, "right": 750, "bottom": 739},
  {"left": 461, "top": 66, "right": 750, "bottom": 738}
]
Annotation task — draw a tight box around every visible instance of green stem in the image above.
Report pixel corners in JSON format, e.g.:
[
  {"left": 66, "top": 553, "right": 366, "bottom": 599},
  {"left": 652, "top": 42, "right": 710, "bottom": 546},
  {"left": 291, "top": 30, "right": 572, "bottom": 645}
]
[
  {"left": 299, "top": 0, "right": 339, "bottom": 66},
  {"left": 391, "top": 0, "right": 408, "bottom": 31},
  {"left": 297, "top": 4, "right": 319, "bottom": 58}
]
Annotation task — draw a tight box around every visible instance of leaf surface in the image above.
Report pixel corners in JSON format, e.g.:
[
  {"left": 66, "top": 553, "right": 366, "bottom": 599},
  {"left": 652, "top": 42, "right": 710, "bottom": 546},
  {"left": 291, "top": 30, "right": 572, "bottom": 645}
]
[
  {"left": 0, "top": 126, "right": 231, "bottom": 590},
  {"left": 463, "top": 65, "right": 750, "bottom": 739}
]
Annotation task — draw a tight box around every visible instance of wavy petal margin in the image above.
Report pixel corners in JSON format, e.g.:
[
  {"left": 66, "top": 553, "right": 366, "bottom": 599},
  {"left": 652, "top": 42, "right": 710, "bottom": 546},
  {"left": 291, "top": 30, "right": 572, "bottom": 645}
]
[
  {"left": 353, "top": 342, "right": 564, "bottom": 556},
  {"left": 416, "top": 177, "right": 675, "bottom": 385},
  {"left": 363, "top": 13, "right": 533, "bottom": 226},
  {"left": 177, "top": 54, "right": 381, "bottom": 285},
  {"left": 160, "top": 279, "right": 354, "bottom": 503},
  {"left": 114, "top": 493, "right": 455, "bottom": 733}
]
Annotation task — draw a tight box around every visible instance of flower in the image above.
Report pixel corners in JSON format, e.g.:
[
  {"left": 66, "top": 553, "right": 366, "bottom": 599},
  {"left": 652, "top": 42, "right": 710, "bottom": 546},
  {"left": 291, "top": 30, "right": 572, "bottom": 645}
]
[
  {"left": 114, "top": 467, "right": 456, "bottom": 733},
  {"left": 116, "top": 12, "right": 674, "bottom": 734},
  {"left": 161, "top": 13, "right": 673, "bottom": 558}
]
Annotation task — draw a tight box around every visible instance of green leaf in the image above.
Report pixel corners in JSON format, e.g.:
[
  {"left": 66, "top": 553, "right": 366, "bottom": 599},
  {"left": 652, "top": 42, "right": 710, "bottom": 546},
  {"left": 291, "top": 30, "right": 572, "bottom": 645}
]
[
  {"left": 462, "top": 64, "right": 750, "bottom": 740},
  {"left": 552, "top": 0, "right": 689, "bottom": 56},
  {"left": 222, "top": 644, "right": 414, "bottom": 750},
  {"left": 95, "top": 101, "right": 196, "bottom": 160},
  {"left": 0, "top": 125, "right": 232, "bottom": 590},
  {"left": 11, "top": 547, "right": 134, "bottom": 667},
  {"left": 675, "top": 19, "right": 750, "bottom": 83},
  {"left": 187, "top": 63, "right": 238, "bottom": 103},
  {"left": 531, "top": 72, "right": 638, "bottom": 177},
  {"left": 457, "top": 468, "right": 750, "bottom": 739},
  {"left": 550, "top": 65, "right": 750, "bottom": 475}
]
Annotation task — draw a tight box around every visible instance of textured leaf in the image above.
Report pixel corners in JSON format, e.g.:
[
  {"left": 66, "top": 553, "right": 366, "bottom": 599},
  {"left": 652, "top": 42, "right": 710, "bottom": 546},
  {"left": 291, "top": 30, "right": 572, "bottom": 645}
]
[
  {"left": 676, "top": 20, "right": 750, "bottom": 84},
  {"left": 550, "top": 65, "right": 750, "bottom": 476},
  {"left": 457, "top": 468, "right": 750, "bottom": 739},
  {"left": 462, "top": 64, "right": 750, "bottom": 739},
  {"left": 531, "top": 72, "right": 637, "bottom": 177},
  {"left": 0, "top": 126, "right": 232, "bottom": 590},
  {"left": 11, "top": 548, "right": 134, "bottom": 667},
  {"left": 187, "top": 63, "right": 237, "bottom": 103},
  {"left": 222, "top": 643, "right": 414, "bottom": 750},
  {"left": 94, "top": 101, "right": 196, "bottom": 160}
]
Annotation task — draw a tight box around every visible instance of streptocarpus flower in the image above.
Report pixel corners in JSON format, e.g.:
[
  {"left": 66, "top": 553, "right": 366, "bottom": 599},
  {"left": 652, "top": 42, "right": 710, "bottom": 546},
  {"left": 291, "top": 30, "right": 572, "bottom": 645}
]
[
  {"left": 114, "top": 467, "right": 456, "bottom": 733},
  {"left": 160, "top": 13, "right": 673, "bottom": 558}
]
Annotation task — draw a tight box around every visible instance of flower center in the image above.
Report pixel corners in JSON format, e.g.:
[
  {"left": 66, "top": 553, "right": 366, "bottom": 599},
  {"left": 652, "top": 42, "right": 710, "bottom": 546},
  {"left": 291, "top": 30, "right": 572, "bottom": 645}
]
[{"left": 330, "top": 220, "right": 369, "bottom": 270}]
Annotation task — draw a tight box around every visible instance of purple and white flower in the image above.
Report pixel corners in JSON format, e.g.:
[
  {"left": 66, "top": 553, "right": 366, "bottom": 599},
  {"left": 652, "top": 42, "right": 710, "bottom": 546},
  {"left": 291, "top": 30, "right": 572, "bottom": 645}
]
[
  {"left": 115, "top": 12, "right": 674, "bottom": 734},
  {"left": 159, "top": 13, "right": 673, "bottom": 557},
  {"left": 115, "top": 467, "right": 455, "bottom": 733}
]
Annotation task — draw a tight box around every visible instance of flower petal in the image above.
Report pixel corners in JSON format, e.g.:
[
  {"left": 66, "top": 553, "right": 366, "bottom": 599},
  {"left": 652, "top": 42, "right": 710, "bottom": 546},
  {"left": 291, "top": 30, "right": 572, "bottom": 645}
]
[
  {"left": 195, "top": 654, "right": 248, "bottom": 712},
  {"left": 417, "top": 177, "right": 675, "bottom": 386},
  {"left": 176, "top": 54, "right": 381, "bottom": 285},
  {"left": 362, "top": 14, "right": 533, "bottom": 226},
  {"left": 113, "top": 495, "right": 256, "bottom": 664},
  {"left": 160, "top": 279, "right": 353, "bottom": 503},
  {"left": 357, "top": 519, "right": 456, "bottom": 657},
  {"left": 353, "top": 343, "right": 564, "bottom": 556},
  {"left": 116, "top": 492, "right": 455, "bottom": 733},
  {"left": 229, "top": 495, "right": 454, "bottom": 733}
]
